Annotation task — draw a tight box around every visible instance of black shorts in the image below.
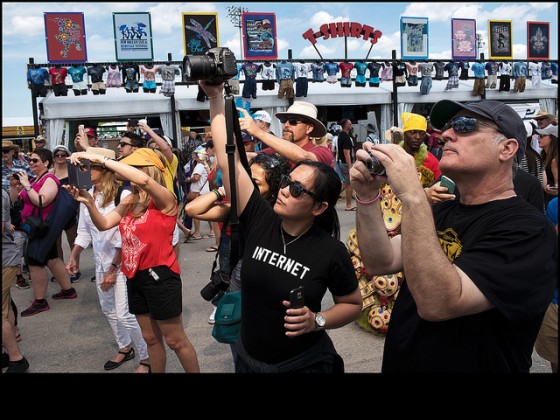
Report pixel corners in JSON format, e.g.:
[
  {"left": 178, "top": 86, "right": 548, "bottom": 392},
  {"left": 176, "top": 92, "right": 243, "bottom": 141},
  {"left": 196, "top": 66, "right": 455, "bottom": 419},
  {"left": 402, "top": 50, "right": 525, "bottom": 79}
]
[
  {"left": 31, "top": 84, "right": 47, "bottom": 97},
  {"left": 27, "top": 239, "right": 59, "bottom": 266},
  {"left": 126, "top": 265, "right": 182, "bottom": 320}
]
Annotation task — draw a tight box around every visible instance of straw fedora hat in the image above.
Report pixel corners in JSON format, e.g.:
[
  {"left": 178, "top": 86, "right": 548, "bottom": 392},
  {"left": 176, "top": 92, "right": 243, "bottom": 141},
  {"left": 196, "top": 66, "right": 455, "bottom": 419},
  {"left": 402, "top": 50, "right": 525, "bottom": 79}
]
[
  {"left": 384, "top": 126, "right": 404, "bottom": 141},
  {"left": 86, "top": 147, "right": 116, "bottom": 160},
  {"left": 2, "top": 140, "right": 20, "bottom": 151},
  {"left": 276, "top": 101, "right": 327, "bottom": 137}
]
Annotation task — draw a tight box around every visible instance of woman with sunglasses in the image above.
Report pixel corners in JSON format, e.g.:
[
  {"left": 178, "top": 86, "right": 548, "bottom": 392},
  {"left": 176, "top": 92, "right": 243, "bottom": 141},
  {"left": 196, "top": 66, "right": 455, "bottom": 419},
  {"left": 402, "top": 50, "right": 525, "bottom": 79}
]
[
  {"left": 201, "top": 81, "right": 361, "bottom": 373},
  {"left": 16, "top": 148, "right": 77, "bottom": 317},
  {"left": 49, "top": 145, "right": 80, "bottom": 282},
  {"left": 67, "top": 139, "right": 199, "bottom": 373}
]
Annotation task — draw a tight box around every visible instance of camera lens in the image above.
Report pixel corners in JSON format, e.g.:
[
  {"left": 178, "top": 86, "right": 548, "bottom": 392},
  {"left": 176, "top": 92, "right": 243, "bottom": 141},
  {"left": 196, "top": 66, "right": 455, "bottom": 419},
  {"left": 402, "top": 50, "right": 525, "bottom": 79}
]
[
  {"left": 200, "top": 282, "right": 218, "bottom": 301},
  {"left": 366, "top": 156, "right": 386, "bottom": 176},
  {"left": 183, "top": 55, "right": 216, "bottom": 82}
]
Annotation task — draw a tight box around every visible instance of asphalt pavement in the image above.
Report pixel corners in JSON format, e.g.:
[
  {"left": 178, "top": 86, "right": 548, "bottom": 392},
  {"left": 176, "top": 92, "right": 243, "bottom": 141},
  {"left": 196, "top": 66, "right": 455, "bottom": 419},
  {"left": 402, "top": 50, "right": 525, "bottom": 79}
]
[{"left": 7, "top": 201, "right": 551, "bottom": 374}]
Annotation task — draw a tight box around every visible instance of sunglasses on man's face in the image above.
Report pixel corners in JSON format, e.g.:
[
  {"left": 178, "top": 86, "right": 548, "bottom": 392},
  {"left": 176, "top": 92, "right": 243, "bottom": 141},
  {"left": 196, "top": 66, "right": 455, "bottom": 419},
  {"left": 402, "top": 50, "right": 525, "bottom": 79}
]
[
  {"left": 442, "top": 116, "right": 500, "bottom": 134},
  {"left": 2, "top": 149, "right": 12, "bottom": 153},
  {"left": 279, "top": 118, "right": 305, "bottom": 126},
  {"left": 279, "top": 174, "right": 318, "bottom": 200},
  {"left": 118, "top": 141, "right": 133, "bottom": 148}
]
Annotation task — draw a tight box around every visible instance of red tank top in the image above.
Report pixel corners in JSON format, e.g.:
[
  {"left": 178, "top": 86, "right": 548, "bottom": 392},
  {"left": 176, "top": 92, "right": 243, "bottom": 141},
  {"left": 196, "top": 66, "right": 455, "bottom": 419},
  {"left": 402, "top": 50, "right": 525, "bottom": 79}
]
[{"left": 119, "top": 201, "right": 179, "bottom": 278}]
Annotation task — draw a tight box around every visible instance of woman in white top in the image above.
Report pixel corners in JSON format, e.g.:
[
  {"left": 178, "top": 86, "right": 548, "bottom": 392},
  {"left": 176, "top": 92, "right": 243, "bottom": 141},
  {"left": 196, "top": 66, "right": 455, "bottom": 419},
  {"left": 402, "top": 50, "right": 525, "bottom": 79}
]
[
  {"left": 65, "top": 148, "right": 150, "bottom": 373},
  {"left": 185, "top": 148, "right": 213, "bottom": 239}
]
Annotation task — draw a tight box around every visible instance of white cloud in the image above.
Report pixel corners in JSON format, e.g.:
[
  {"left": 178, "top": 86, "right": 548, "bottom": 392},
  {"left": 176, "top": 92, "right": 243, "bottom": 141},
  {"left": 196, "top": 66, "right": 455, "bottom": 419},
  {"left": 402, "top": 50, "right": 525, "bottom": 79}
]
[{"left": 3, "top": 15, "right": 44, "bottom": 36}]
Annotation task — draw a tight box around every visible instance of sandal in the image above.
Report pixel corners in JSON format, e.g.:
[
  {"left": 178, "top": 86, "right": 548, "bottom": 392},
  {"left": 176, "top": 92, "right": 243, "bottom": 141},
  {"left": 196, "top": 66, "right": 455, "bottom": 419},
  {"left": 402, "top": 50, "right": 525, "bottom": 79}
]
[
  {"left": 206, "top": 246, "right": 219, "bottom": 252},
  {"left": 191, "top": 233, "right": 203, "bottom": 240},
  {"left": 137, "top": 361, "right": 152, "bottom": 374},
  {"left": 103, "top": 347, "right": 135, "bottom": 371}
]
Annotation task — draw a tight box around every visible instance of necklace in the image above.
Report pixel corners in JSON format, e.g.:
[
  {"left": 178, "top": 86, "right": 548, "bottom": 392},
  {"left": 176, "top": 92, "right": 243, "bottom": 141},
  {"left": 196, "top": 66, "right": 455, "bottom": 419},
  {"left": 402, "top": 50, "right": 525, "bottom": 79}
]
[{"left": 280, "top": 225, "right": 311, "bottom": 254}]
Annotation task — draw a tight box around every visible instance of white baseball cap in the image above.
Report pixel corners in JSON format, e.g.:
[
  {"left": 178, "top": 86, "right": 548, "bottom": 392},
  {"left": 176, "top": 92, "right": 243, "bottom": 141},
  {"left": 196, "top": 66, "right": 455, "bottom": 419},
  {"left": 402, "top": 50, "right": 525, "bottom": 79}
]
[{"left": 252, "top": 110, "right": 272, "bottom": 124}]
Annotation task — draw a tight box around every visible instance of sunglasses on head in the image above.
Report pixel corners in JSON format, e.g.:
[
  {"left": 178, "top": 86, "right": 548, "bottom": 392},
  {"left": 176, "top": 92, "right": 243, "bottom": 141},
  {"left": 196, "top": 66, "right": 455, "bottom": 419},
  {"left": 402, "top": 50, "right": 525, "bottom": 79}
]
[
  {"left": 279, "top": 117, "right": 305, "bottom": 126},
  {"left": 118, "top": 141, "right": 133, "bottom": 147},
  {"left": 279, "top": 174, "right": 318, "bottom": 200},
  {"left": 252, "top": 153, "right": 280, "bottom": 169},
  {"left": 28, "top": 158, "right": 41, "bottom": 164},
  {"left": 442, "top": 116, "right": 500, "bottom": 134}
]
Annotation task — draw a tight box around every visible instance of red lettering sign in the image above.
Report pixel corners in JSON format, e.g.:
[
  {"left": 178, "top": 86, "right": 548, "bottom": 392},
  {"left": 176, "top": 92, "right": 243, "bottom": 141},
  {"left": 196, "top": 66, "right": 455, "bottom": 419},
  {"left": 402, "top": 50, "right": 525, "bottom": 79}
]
[{"left": 302, "top": 21, "right": 382, "bottom": 45}]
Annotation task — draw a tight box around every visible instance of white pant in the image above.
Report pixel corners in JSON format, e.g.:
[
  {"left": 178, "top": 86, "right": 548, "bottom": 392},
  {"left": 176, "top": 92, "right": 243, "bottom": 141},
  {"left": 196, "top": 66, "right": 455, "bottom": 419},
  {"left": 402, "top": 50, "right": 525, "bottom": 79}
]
[{"left": 96, "top": 270, "right": 148, "bottom": 360}]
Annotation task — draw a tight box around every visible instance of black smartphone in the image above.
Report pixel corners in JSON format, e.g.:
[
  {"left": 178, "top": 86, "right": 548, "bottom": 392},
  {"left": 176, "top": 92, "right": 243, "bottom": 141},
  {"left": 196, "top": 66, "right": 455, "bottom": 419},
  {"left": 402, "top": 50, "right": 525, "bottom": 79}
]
[
  {"left": 440, "top": 175, "right": 456, "bottom": 194},
  {"left": 290, "top": 286, "right": 305, "bottom": 309},
  {"left": 67, "top": 159, "right": 93, "bottom": 190}
]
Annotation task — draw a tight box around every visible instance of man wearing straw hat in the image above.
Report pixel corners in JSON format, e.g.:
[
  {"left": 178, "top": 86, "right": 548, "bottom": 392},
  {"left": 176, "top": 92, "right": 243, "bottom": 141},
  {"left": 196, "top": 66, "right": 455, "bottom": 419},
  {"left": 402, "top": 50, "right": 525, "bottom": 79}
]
[
  {"left": 2, "top": 140, "right": 33, "bottom": 192},
  {"left": 238, "top": 101, "right": 334, "bottom": 168}
]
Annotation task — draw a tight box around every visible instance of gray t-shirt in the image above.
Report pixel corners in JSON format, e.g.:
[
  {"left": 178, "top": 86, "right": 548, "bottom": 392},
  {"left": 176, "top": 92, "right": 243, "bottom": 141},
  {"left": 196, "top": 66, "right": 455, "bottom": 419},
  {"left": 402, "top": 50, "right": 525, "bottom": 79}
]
[{"left": 2, "top": 189, "right": 20, "bottom": 266}]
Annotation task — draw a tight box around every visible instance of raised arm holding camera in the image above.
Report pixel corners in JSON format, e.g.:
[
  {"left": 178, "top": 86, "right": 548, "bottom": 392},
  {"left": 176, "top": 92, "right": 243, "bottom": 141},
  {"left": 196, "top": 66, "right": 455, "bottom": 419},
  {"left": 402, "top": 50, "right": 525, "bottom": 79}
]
[
  {"left": 199, "top": 71, "right": 361, "bottom": 373},
  {"left": 350, "top": 100, "right": 557, "bottom": 372}
]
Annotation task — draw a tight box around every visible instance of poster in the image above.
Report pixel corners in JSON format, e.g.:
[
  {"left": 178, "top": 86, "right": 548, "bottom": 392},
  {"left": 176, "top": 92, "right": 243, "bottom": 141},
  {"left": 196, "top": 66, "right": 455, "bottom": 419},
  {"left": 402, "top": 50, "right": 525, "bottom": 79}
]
[
  {"left": 242, "top": 12, "right": 278, "bottom": 60},
  {"left": 451, "top": 18, "right": 477, "bottom": 61},
  {"left": 527, "top": 21, "right": 550, "bottom": 60},
  {"left": 183, "top": 12, "right": 219, "bottom": 56},
  {"left": 488, "top": 20, "right": 512, "bottom": 60},
  {"left": 400, "top": 17, "right": 429, "bottom": 60},
  {"left": 44, "top": 12, "right": 87, "bottom": 63},
  {"left": 113, "top": 12, "right": 153, "bottom": 62}
]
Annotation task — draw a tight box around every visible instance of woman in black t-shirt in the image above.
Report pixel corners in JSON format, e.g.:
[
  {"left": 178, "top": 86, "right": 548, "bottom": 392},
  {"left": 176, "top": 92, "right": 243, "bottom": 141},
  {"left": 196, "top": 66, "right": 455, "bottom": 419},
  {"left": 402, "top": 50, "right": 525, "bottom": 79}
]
[{"left": 201, "top": 82, "right": 362, "bottom": 373}]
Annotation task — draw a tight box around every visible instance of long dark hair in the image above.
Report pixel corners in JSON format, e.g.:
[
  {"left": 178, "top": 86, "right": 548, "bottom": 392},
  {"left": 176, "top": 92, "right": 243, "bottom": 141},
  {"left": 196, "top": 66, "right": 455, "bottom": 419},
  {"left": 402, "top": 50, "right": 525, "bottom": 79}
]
[
  {"left": 249, "top": 153, "right": 291, "bottom": 206},
  {"left": 540, "top": 134, "right": 558, "bottom": 170},
  {"left": 293, "top": 159, "right": 341, "bottom": 239}
]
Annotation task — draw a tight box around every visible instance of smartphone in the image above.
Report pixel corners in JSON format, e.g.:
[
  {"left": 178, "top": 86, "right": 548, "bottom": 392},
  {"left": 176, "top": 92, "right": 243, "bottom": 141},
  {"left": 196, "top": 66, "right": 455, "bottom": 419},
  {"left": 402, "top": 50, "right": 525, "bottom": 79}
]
[
  {"left": 289, "top": 286, "right": 305, "bottom": 309},
  {"left": 440, "top": 175, "right": 456, "bottom": 194},
  {"left": 67, "top": 159, "right": 93, "bottom": 190}
]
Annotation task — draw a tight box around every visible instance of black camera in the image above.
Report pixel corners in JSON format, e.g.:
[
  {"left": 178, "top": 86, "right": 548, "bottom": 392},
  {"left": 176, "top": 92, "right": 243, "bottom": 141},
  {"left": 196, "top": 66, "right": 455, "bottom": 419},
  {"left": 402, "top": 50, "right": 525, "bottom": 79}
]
[
  {"left": 200, "top": 270, "right": 230, "bottom": 301},
  {"left": 183, "top": 47, "right": 238, "bottom": 85},
  {"left": 12, "top": 172, "right": 20, "bottom": 180}
]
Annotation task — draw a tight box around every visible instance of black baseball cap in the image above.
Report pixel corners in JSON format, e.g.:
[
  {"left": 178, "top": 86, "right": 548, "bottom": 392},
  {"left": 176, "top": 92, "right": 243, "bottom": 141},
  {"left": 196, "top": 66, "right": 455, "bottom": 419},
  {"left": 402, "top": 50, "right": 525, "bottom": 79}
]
[
  {"left": 127, "top": 118, "right": 139, "bottom": 127},
  {"left": 430, "top": 100, "right": 527, "bottom": 162}
]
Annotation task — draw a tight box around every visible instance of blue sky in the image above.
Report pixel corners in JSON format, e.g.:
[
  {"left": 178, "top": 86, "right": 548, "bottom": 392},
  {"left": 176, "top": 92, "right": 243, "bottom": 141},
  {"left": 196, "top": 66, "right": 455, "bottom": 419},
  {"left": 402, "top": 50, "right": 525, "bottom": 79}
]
[{"left": 2, "top": 2, "right": 558, "bottom": 119}]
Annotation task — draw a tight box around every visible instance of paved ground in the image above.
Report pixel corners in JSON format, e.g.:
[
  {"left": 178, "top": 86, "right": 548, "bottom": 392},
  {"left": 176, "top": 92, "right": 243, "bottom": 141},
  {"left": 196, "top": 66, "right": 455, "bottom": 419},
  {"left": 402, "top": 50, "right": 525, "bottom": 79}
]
[{"left": 6, "top": 201, "right": 551, "bottom": 374}]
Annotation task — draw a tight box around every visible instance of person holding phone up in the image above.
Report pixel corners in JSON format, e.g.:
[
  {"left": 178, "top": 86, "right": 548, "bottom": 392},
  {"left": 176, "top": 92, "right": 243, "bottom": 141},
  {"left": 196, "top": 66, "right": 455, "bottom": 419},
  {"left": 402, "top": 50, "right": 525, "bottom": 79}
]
[{"left": 200, "top": 81, "right": 361, "bottom": 373}]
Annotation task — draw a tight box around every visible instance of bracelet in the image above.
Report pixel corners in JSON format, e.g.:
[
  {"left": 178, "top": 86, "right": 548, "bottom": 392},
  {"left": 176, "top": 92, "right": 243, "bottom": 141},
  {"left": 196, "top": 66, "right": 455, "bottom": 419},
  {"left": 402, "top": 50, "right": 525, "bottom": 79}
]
[
  {"left": 207, "top": 95, "right": 220, "bottom": 100},
  {"left": 212, "top": 189, "right": 223, "bottom": 202},
  {"left": 25, "top": 186, "right": 32, "bottom": 192},
  {"left": 355, "top": 190, "right": 383, "bottom": 205},
  {"left": 111, "top": 263, "right": 119, "bottom": 269}
]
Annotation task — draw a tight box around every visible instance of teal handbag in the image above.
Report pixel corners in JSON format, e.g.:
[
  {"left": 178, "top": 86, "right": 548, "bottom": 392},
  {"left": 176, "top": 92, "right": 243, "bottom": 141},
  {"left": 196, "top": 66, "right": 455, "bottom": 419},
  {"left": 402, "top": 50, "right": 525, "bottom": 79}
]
[{"left": 211, "top": 290, "right": 241, "bottom": 344}]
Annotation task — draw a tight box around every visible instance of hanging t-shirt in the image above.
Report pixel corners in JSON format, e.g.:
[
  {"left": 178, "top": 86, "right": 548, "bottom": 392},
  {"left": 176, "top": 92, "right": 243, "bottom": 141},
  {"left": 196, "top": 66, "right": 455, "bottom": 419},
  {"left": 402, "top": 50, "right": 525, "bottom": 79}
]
[
  {"left": 49, "top": 67, "right": 68, "bottom": 85},
  {"left": 68, "top": 66, "right": 87, "bottom": 83},
  {"left": 27, "top": 67, "right": 49, "bottom": 85},
  {"left": 310, "top": 62, "right": 325, "bottom": 82},
  {"left": 434, "top": 62, "right": 446, "bottom": 80}
]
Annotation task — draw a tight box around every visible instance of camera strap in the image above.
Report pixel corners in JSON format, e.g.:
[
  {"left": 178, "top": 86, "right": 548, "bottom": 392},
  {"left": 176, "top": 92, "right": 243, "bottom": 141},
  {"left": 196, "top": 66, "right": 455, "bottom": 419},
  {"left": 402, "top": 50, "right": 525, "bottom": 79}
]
[{"left": 224, "top": 89, "right": 253, "bottom": 271}]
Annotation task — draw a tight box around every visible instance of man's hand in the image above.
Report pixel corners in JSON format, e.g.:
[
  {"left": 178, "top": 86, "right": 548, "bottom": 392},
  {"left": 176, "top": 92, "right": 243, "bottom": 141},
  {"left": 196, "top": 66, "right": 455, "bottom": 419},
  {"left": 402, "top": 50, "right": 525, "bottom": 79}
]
[{"left": 237, "top": 108, "right": 262, "bottom": 137}]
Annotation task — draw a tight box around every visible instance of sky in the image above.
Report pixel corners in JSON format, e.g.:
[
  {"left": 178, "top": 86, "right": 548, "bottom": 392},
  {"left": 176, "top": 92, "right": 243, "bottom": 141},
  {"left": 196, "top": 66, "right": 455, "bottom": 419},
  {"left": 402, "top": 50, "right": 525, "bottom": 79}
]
[{"left": 2, "top": 1, "right": 558, "bottom": 119}]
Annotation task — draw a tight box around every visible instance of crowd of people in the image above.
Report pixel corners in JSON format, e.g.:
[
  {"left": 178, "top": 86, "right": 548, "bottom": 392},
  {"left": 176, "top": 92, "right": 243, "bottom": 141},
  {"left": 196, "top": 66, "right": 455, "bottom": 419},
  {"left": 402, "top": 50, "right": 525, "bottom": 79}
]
[{"left": 2, "top": 91, "right": 557, "bottom": 373}]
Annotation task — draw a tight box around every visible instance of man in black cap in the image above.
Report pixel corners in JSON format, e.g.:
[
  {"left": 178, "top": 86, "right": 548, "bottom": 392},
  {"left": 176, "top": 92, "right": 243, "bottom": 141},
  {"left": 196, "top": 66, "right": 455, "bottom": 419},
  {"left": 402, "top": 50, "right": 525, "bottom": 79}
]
[{"left": 350, "top": 99, "right": 557, "bottom": 373}]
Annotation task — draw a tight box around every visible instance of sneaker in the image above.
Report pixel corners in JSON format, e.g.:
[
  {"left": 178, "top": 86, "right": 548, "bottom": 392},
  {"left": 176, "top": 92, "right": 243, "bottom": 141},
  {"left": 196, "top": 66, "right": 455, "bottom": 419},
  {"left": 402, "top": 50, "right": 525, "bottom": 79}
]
[
  {"left": 5, "top": 357, "right": 30, "bottom": 373},
  {"left": 52, "top": 288, "right": 77, "bottom": 300},
  {"left": 70, "top": 271, "right": 81, "bottom": 283},
  {"left": 90, "top": 276, "right": 96, "bottom": 282},
  {"left": 208, "top": 307, "right": 217, "bottom": 325},
  {"left": 21, "top": 300, "right": 50, "bottom": 317},
  {"left": 50, "top": 276, "right": 56, "bottom": 283},
  {"left": 15, "top": 275, "right": 31, "bottom": 289}
]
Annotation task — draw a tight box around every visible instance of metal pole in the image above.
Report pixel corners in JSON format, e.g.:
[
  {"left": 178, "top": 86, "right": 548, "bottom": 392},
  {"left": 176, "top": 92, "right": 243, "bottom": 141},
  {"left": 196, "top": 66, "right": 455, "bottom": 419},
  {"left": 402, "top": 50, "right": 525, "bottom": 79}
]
[
  {"left": 391, "top": 50, "right": 398, "bottom": 127},
  {"left": 168, "top": 52, "right": 178, "bottom": 148},
  {"left": 29, "top": 57, "right": 39, "bottom": 138}
]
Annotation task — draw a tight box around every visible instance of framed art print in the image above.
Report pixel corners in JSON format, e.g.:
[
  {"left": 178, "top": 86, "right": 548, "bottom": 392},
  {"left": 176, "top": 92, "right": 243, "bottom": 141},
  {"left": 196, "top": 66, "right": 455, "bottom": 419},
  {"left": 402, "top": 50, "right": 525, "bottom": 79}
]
[
  {"left": 400, "top": 16, "right": 429, "bottom": 60},
  {"left": 451, "top": 18, "right": 477, "bottom": 61},
  {"left": 113, "top": 12, "right": 153, "bottom": 62},
  {"left": 527, "top": 21, "right": 549, "bottom": 60},
  {"left": 183, "top": 12, "right": 219, "bottom": 56},
  {"left": 242, "top": 12, "right": 278, "bottom": 60},
  {"left": 44, "top": 12, "right": 87, "bottom": 63},
  {"left": 488, "top": 20, "right": 512, "bottom": 60}
]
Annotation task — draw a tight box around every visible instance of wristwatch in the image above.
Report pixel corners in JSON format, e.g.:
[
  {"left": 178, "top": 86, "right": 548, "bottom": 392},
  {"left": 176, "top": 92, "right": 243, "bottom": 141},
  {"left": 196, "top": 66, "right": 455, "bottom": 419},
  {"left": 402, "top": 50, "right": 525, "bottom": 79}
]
[
  {"left": 24, "top": 186, "right": 32, "bottom": 192},
  {"left": 314, "top": 312, "right": 326, "bottom": 331}
]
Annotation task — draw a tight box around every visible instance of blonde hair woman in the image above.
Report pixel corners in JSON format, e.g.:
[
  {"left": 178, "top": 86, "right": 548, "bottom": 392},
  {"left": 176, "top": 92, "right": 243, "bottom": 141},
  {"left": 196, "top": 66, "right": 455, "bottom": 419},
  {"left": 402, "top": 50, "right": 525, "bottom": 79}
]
[{"left": 68, "top": 130, "right": 199, "bottom": 373}]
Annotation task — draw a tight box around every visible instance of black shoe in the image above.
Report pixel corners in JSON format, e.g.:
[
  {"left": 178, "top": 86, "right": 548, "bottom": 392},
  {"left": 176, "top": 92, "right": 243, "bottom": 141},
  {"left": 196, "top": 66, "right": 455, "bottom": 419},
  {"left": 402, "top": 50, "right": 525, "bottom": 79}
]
[
  {"left": 70, "top": 271, "right": 81, "bottom": 283},
  {"left": 21, "top": 300, "right": 50, "bottom": 317},
  {"left": 104, "top": 347, "right": 135, "bottom": 371},
  {"left": 2, "top": 352, "right": 9, "bottom": 368},
  {"left": 15, "top": 275, "right": 31, "bottom": 289},
  {"left": 52, "top": 288, "right": 77, "bottom": 300},
  {"left": 50, "top": 276, "right": 56, "bottom": 282},
  {"left": 5, "top": 357, "right": 29, "bottom": 373}
]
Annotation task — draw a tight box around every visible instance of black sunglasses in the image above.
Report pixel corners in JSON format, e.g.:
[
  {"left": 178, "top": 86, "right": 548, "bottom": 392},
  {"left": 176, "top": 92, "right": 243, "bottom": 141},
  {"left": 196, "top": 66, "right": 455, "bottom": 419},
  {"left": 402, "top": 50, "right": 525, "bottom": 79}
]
[
  {"left": 54, "top": 153, "right": 68, "bottom": 158},
  {"left": 442, "top": 116, "right": 500, "bottom": 134},
  {"left": 279, "top": 174, "right": 318, "bottom": 200},
  {"left": 28, "top": 158, "right": 41, "bottom": 164},
  {"left": 252, "top": 153, "right": 280, "bottom": 169},
  {"left": 279, "top": 117, "right": 305, "bottom": 126},
  {"left": 2, "top": 149, "right": 12, "bottom": 153},
  {"left": 118, "top": 141, "right": 133, "bottom": 147}
]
